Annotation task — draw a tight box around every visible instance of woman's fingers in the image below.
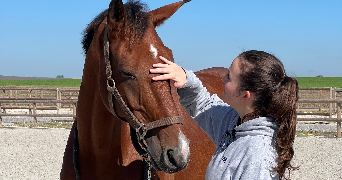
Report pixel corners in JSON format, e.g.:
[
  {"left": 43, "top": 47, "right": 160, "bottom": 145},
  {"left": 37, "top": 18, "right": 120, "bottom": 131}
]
[
  {"left": 152, "top": 74, "right": 173, "bottom": 81},
  {"left": 150, "top": 56, "right": 186, "bottom": 88},
  {"left": 152, "top": 63, "right": 168, "bottom": 68},
  {"left": 159, "top": 56, "right": 173, "bottom": 65},
  {"left": 150, "top": 67, "right": 170, "bottom": 74}
]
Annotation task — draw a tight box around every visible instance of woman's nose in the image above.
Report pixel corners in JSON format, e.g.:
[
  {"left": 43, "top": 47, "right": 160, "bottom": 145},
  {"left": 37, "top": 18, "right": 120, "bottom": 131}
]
[{"left": 222, "top": 75, "right": 227, "bottom": 83}]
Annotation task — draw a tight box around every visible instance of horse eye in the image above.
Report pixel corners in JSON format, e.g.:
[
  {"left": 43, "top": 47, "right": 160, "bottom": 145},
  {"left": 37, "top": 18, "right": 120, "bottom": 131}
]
[{"left": 122, "top": 72, "right": 136, "bottom": 79}]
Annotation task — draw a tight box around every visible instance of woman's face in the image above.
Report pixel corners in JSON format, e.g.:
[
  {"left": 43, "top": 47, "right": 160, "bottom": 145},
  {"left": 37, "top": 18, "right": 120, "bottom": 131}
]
[{"left": 221, "top": 57, "right": 242, "bottom": 108}]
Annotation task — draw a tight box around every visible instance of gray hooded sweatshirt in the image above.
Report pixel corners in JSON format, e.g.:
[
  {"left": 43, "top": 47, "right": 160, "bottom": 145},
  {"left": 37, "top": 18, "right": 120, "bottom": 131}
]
[{"left": 177, "top": 70, "right": 280, "bottom": 180}]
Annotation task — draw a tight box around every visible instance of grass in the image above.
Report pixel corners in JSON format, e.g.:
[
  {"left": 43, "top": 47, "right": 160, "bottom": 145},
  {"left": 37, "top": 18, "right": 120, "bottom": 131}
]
[
  {"left": 295, "top": 77, "right": 342, "bottom": 88},
  {"left": 4, "top": 122, "right": 73, "bottom": 129},
  {"left": 0, "top": 77, "right": 340, "bottom": 133},
  {"left": 0, "top": 79, "right": 82, "bottom": 87},
  {"left": 296, "top": 131, "right": 338, "bottom": 137},
  {"left": 0, "top": 77, "right": 341, "bottom": 88}
]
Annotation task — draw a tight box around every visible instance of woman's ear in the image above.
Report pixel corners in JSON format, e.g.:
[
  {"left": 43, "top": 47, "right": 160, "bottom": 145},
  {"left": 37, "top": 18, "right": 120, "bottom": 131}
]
[{"left": 241, "top": 91, "right": 252, "bottom": 102}]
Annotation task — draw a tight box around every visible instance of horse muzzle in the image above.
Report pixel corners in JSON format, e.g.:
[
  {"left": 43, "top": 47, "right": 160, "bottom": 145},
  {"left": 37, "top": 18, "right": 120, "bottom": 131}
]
[{"left": 146, "top": 131, "right": 190, "bottom": 173}]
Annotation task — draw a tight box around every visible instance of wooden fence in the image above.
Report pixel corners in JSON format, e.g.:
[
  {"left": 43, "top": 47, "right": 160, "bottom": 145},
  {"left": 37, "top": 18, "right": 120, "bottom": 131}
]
[
  {"left": 0, "top": 87, "right": 341, "bottom": 136},
  {"left": 0, "top": 99, "right": 77, "bottom": 127},
  {"left": 297, "top": 87, "right": 342, "bottom": 116},
  {"left": 0, "top": 87, "right": 79, "bottom": 127},
  {"left": 298, "top": 99, "right": 342, "bottom": 137}
]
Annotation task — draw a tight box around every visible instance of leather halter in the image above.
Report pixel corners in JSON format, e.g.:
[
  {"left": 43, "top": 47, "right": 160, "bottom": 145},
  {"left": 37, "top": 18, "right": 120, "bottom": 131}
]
[
  {"left": 103, "top": 23, "right": 183, "bottom": 157},
  {"left": 73, "top": 23, "right": 183, "bottom": 180}
]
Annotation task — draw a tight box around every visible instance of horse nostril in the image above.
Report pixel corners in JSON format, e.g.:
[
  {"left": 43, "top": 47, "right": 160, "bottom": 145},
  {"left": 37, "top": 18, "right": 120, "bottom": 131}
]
[{"left": 167, "top": 149, "right": 177, "bottom": 167}]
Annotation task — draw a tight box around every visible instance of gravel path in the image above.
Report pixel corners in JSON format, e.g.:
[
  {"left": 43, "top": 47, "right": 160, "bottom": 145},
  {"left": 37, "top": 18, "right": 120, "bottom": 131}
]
[
  {"left": 0, "top": 128, "right": 341, "bottom": 180},
  {"left": 290, "top": 137, "right": 342, "bottom": 180},
  {"left": 0, "top": 128, "right": 70, "bottom": 180}
]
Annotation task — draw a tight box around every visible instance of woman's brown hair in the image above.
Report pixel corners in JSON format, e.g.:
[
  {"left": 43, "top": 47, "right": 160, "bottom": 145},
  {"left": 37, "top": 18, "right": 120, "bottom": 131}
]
[{"left": 237, "top": 50, "right": 298, "bottom": 180}]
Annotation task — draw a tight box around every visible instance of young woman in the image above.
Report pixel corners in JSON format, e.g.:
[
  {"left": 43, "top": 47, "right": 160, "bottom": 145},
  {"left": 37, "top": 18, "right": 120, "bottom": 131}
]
[{"left": 150, "top": 50, "right": 298, "bottom": 180}]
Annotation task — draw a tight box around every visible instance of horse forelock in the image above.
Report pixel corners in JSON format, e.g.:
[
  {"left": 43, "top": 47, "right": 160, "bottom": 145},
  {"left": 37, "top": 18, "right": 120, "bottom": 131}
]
[
  {"left": 124, "top": 0, "right": 150, "bottom": 48},
  {"left": 82, "top": 0, "right": 150, "bottom": 55}
]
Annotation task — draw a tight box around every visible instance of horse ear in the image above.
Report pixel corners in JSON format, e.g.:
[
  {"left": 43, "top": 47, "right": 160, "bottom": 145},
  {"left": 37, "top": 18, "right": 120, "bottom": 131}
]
[
  {"left": 148, "top": 0, "right": 191, "bottom": 27},
  {"left": 107, "top": 0, "right": 126, "bottom": 33}
]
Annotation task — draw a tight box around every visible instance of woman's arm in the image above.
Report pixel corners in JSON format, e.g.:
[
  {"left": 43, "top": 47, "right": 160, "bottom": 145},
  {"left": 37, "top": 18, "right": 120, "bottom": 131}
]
[
  {"left": 177, "top": 70, "right": 239, "bottom": 146},
  {"left": 150, "top": 56, "right": 239, "bottom": 146}
]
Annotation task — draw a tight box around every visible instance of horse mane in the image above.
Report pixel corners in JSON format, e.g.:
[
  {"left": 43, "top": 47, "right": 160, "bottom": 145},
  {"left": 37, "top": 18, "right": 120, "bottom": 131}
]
[
  {"left": 82, "top": 0, "right": 150, "bottom": 55},
  {"left": 82, "top": 9, "right": 108, "bottom": 54}
]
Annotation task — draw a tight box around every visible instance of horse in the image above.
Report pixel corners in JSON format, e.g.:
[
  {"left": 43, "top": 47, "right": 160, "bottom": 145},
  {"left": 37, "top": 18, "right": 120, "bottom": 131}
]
[{"left": 60, "top": 0, "right": 228, "bottom": 179}]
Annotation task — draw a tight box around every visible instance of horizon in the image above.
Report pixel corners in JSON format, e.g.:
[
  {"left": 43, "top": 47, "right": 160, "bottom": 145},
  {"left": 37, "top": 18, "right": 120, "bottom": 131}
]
[{"left": 1, "top": 0, "right": 341, "bottom": 78}]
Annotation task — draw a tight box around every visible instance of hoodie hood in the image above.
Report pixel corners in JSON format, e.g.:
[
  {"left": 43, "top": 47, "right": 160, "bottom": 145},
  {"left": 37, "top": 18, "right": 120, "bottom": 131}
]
[{"left": 235, "top": 117, "right": 279, "bottom": 138}]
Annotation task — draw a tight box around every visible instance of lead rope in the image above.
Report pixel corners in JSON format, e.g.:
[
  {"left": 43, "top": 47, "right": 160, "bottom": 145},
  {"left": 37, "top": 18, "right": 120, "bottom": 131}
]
[
  {"left": 130, "top": 126, "right": 152, "bottom": 180},
  {"left": 144, "top": 159, "right": 152, "bottom": 180},
  {"left": 73, "top": 119, "right": 81, "bottom": 180}
]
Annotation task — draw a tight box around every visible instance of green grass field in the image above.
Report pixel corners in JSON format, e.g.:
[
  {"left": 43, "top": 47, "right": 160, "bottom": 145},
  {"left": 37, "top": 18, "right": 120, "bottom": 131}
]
[
  {"left": 295, "top": 77, "right": 342, "bottom": 88},
  {"left": 0, "top": 79, "right": 82, "bottom": 87},
  {"left": 0, "top": 77, "right": 341, "bottom": 88}
]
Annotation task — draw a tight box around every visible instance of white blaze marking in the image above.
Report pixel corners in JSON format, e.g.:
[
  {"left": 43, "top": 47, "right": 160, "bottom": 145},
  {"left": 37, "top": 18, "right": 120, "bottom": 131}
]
[
  {"left": 178, "top": 131, "right": 190, "bottom": 160},
  {"left": 150, "top": 44, "right": 158, "bottom": 58}
]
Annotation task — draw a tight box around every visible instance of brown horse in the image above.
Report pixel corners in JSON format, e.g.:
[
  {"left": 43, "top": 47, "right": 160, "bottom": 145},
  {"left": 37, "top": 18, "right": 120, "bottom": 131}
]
[{"left": 60, "top": 0, "right": 228, "bottom": 179}]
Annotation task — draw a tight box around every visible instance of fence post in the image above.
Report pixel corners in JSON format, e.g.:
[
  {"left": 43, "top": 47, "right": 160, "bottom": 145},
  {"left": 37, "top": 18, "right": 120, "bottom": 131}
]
[
  {"left": 319, "top": 90, "right": 323, "bottom": 113},
  {"left": 1, "top": 90, "right": 5, "bottom": 113},
  {"left": 337, "top": 103, "right": 341, "bottom": 138},
  {"left": 29, "top": 89, "right": 32, "bottom": 115},
  {"left": 69, "top": 92, "right": 72, "bottom": 109},
  {"left": 56, "top": 88, "right": 60, "bottom": 114},
  {"left": 334, "top": 87, "right": 336, "bottom": 114},
  {"left": 15, "top": 90, "right": 18, "bottom": 106},
  {"left": 73, "top": 103, "right": 77, "bottom": 121},
  {"left": 33, "top": 103, "right": 37, "bottom": 128},
  {"left": 329, "top": 87, "right": 332, "bottom": 118},
  {"left": 10, "top": 90, "right": 12, "bottom": 107},
  {"left": 0, "top": 103, "right": 2, "bottom": 127},
  {"left": 59, "top": 91, "right": 63, "bottom": 108},
  {"left": 40, "top": 90, "right": 43, "bottom": 108}
]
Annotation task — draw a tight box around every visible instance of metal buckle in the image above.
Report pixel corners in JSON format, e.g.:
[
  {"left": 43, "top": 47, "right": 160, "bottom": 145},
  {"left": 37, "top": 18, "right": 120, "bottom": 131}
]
[
  {"left": 136, "top": 123, "right": 147, "bottom": 140},
  {"left": 107, "top": 78, "right": 116, "bottom": 88}
]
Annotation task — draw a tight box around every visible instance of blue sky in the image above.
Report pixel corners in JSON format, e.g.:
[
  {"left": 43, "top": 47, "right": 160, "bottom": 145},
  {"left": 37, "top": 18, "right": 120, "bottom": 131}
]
[{"left": 1, "top": 0, "right": 341, "bottom": 78}]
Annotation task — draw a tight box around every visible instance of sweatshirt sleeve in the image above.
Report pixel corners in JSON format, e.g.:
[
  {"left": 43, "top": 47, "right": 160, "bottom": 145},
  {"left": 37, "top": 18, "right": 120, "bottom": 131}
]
[{"left": 177, "top": 70, "right": 239, "bottom": 147}]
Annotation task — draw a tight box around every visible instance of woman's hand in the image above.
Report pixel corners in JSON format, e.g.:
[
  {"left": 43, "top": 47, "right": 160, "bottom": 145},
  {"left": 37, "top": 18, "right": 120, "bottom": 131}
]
[{"left": 150, "top": 56, "right": 186, "bottom": 88}]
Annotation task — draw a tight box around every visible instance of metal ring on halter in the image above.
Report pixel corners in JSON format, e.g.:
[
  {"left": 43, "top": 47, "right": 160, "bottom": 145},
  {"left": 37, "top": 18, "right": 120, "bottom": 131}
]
[
  {"left": 136, "top": 123, "right": 147, "bottom": 140},
  {"left": 107, "top": 78, "right": 116, "bottom": 88}
]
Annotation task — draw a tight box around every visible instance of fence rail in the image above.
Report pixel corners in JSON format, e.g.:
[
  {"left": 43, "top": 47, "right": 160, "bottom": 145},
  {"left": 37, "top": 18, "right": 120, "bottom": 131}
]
[
  {"left": 0, "top": 87, "right": 341, "bottom": 136},
  {"left": 0, "top": 99, "right": 77, "bottom": 128}
]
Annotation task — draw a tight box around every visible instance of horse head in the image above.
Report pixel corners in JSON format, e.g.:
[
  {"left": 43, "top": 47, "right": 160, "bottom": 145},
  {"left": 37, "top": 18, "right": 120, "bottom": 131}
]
[{"left": 98, "top": 0, "right": 191, "bottom": 173}]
